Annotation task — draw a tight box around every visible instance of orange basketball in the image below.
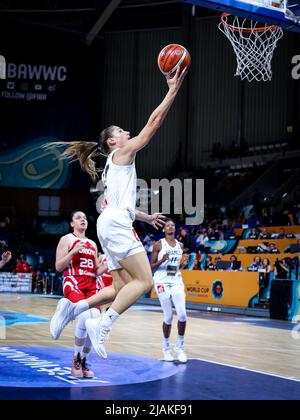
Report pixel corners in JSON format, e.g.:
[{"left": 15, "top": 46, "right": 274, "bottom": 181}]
[{"left": 157, "top": 44, "right": 191, "bottom": 77}]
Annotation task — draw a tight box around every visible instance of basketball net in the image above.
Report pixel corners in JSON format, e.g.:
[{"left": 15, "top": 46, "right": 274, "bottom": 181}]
[{"left": 219, "top": 13, "right": 283, "bottom": 82}]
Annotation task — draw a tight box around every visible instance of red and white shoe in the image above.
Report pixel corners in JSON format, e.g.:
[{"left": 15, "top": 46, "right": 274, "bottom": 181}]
[
  {"left": 81, "top": 357, "right": 95, "bottom": 378},
  {"left": 71, "top": 353, "right": 83, "bottom": 378}
]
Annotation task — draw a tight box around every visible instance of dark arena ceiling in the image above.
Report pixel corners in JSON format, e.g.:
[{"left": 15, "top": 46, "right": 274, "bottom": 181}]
[{"left": 0, "top": 1, "right": 213, "bottom": 40}]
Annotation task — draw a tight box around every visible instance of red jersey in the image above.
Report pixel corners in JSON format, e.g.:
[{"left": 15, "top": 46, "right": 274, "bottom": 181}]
[
  {"left": 63, "top": 233, "right": 97, "bottom": 278},
  {"left": 15, "top": 262, "right": 23, "bottom": 273},
  {"left": 21, "top": 262, "right": 30, "bottom": 273}
]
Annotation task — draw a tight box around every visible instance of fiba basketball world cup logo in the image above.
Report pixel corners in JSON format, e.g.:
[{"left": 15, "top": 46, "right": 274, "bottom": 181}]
[
  {"left": 0, "top": 55, "right": 6, "bottom": 79},
  {"left": 212, "top": 280, "right": 224, "bottom": 301},
  {"left": 0, "top": 316, "right": 6, "bottom": 340}
]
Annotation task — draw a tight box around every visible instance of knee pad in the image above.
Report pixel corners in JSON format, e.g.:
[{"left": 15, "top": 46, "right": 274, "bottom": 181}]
[
  {"left": 164, "top": 317, "right": 173, "bottom": 325},
  {"left": 160, "top": 298, "right": 173, "bottom": 325},
  {"left": 177, "top": 311, "right": 187, "bottom": 323},
  {"left": 163, "top": 312, "right": 173, "bottom": 325}
]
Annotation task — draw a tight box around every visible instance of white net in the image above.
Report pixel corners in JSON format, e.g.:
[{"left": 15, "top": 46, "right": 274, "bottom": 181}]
[{"left": 219, "top": 14, "right": 284, "bottom": 82}]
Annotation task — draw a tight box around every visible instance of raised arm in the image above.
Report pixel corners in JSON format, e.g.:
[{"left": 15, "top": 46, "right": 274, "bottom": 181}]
[{"left": 114, "top": 66, "right": 188, "bottom": 165}]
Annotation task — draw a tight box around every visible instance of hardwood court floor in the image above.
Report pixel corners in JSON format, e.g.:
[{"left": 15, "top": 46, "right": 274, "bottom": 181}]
[{"left": 1, "top": 294, "right": 300, "bottom": 381}]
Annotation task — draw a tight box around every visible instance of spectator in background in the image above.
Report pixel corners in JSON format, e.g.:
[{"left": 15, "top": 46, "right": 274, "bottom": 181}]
[
  {"left": 195, "top": 228, "right": 209, "bottom": 248},
  {"left": 14, "top": 256, "right": 30, "bottom": 273},
  {"left": 224, "top": 227, "right": 236, "bottom": 240},
  {"left": 205, "top": 256, "right": 215, "bottom": 271},
  {"left": 215, "top": 225, "right": 224, "bottom": 240},
  {"left": 285, "top": 238, "right": 300, "bottom": 253},
  {"left": 28, "top": 264, "right": 36, "bottom": 293},
  {"left": 268, "top": 243, "right": 280, "bottom": 254},
  {"left": 229, "top": 255, "right": 241, "bottom": 271},
  {"left": 258, "top": 228, "right": 271, "bottom": 240},
  {"left": 260, "top": 258, "right": 272, "bottom": 273},
  {"left": 0, "top": 250, "right": 12, "bottom": 269},
  {"left": 207, "top": 227, "right": 219, "bottom": 241},
  {"left": 259, "top": 258, "right": 272, "bottom": 305},
  {"left": 14, "top": 258, "right": 23, "bottom": 273},
  {"left": 28, "top": 264, "right": 36, "bottom": 278},
  {"left": 248, "top": 256, "right": 262, "bottom": 272},
  {"left": 274, "top": 258, "right": 290, "bottom": 279},
  {"left": 177, "top": 228, "right": 194, "bottom": 252},
  {"left": 180, "top": 252, "right": 190, "bottom": 270},
  {"left": 214, "top": 256, "right": 222, "bottom": 267},
  {"left": 249, "top": 227, "right": 259, "bottom": 239},
  {"left": 143, "top": 234, "right": 156, "bottom": 255},
  {"left": 21, "top": 256, "right": 30, "bottom": 273},
  {"left": 34, "top": 271, "right": 46, "bottom": 294},
  {"left": 277, "top": 227, "right": 286, "bottom": 239}
]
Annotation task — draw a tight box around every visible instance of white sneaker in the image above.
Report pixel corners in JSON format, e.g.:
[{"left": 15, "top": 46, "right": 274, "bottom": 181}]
[
  {"left": 50, "top": 298, "right": 76, "bottom": 340},
  {"left": 85, "top": 318, "right": 111, "bottom": 359},
  {"left": 163, "top": 348, "right": 174, "bottom": 362},
  {"left": 174, "top": 347, "right": 187, "bottom": 363}
]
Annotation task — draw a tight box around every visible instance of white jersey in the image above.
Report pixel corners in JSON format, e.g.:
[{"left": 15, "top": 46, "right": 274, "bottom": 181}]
[
  {"left": 153, "top": 239, "right": 183, "bottom": 284},
  {"left": 101, "top": 149, "right": 137, "bottom": 218}
]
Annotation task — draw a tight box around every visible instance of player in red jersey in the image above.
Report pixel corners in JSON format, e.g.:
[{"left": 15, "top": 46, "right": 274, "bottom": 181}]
[{"left": 55, "top": 210, "right": 112, "bottom": 378}]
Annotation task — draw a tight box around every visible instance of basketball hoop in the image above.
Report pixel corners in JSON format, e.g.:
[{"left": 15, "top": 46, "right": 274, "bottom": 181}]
[{"left": 219, "top": 13, "right": 283, "bottom": 82}]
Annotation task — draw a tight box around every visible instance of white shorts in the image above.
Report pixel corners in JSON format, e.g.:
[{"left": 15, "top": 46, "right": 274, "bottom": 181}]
[
  {"left": 154, "top": 280, "right": 185, "bottom": 301},
  {"left": 97, "top": 208, "right": 145, "bottom": 271}
]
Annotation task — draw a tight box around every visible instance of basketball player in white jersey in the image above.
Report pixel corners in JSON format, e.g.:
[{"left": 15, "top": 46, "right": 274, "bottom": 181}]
[
  {"left": 49, "top": 65, "right": 188, "bottom": 358},
  {"left": 55, "top": 211, "right": 109, "bottom": 377},
  {"left": 151, "top": 219, "right": 187, "bottom": 363}
]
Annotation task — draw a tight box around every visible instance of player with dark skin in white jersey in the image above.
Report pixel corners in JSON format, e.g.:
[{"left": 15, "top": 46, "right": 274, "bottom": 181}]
[{"left": 151, "top": 219, "right": 187, "bottom": 363}]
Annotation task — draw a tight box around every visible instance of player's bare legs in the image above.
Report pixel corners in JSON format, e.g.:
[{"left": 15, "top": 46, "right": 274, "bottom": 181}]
[
  {"left": 85, "top": 252, "right": 153, "bottom": 358},
  {"left": 110, "top": 251, "right": 153, "bottom": 314},
  {"left": 51, "top": 252, "right": 153, "bottom": 359}
]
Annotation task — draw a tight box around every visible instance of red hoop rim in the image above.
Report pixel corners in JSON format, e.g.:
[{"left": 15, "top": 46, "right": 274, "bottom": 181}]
[{"left": 220, "top": 12, "right": 280, "bottom": 32}]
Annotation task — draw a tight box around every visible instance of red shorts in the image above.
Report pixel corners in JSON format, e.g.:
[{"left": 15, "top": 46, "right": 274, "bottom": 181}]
[
  {"left": 101, "top": 272, "right": 113, "bottom": 288},
  {"left": 63, "top": 275, "right": 99, "bottom": 303},
  {"left": 63, "top": 273, "right": 113, "bottom": 304}
]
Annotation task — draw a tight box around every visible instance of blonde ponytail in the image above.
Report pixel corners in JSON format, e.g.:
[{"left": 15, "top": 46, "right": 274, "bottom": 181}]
[{"left": 43, "top": 141, "right": 100, "bottom": 181}]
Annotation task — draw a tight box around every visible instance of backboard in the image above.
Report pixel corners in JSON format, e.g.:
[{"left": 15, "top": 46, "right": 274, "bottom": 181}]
[{"left": 182, "top": 0, "right": 300, "bottom": 32}]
